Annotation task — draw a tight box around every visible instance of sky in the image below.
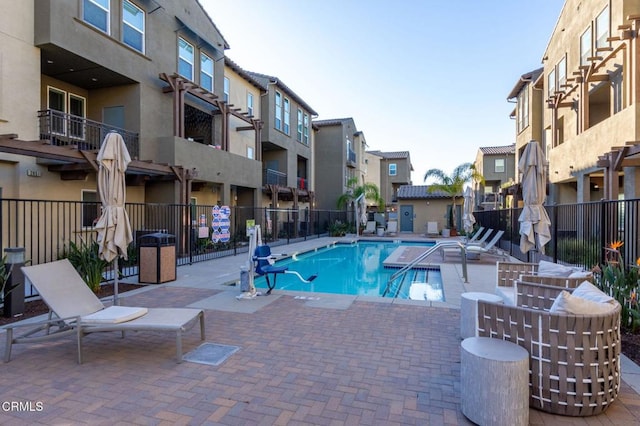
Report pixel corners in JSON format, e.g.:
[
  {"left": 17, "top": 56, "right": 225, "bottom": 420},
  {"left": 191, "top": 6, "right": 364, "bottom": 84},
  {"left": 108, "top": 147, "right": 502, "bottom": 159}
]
[{"left": 199, "top": 0, "right": 565, "bottom": 184}]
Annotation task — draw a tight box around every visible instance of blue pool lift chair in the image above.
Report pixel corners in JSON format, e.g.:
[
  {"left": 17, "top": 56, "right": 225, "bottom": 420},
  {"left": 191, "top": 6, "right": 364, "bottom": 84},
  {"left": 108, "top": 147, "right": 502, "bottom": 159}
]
[{"left": 253, "top": 245, "right": 317, "bottom": 294}]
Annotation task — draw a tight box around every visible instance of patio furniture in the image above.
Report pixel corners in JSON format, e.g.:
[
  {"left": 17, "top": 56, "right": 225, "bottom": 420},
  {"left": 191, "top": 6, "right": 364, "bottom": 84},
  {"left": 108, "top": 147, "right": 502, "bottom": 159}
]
[
  {"left": 460, "top": 292, "right": 503, "bottom": 339},
  {"left": 465, "top": 226, "right": 486, "bottom": 243},
  {"left": 467, "top": 227, "right": 492, "bottom": 245},
  {"left": 461, "top": 337, "right": 529, "bottom": 426},
  {"left": 441, "top": 230, "right": 505, "bottom": 260},
  {"left": 4, "top": 259, "right": 205, "bottom": 364},
  {"left": 385, "top": 221, "right": 397, "bottom": 236},
  {"left": 476, "top": 281, "right": 621, "bottom": 416},
  {"left": 362, "top": 221, "right": 376, "bottom": 235},
  {"left": 495, "top": 260, "right": 593, "bottom": 305}
]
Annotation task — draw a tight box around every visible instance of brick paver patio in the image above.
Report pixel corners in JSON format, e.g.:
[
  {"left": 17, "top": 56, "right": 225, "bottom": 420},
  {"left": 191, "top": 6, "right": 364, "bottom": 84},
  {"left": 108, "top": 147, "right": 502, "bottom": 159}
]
[{"left": 1, "top": 238, "right": 639, "bottom": 425}]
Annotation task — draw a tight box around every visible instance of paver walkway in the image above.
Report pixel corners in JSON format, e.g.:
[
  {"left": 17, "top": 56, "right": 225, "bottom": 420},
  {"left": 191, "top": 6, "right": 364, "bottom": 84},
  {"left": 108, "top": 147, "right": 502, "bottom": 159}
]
[{"left": 1, "top": 236, "right": 639, "bottom": 425}]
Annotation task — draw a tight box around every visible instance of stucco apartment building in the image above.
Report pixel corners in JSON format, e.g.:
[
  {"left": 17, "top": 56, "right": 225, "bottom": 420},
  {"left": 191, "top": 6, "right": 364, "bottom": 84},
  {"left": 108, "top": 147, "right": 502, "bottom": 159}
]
[
  {"left": 509, "top": 0, "right": 640, "bottom": 204},
  {"left": 367, "top": 150, "right": 413, "bottom": 214},
  {"left": 313, "top": 118, "right": 369, "bottom": 211},
  {"left": 473, "top": 144, "right": 516, "bottom": 210},
  {"left": 0, "top": 0, "right": 267, "bottom": 210}
]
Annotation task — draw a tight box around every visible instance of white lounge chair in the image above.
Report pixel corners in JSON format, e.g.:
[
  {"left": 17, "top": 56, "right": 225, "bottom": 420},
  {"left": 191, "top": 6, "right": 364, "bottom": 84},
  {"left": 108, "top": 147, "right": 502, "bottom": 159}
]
[
  {"left": 385, "top": 221, "right": 398, "bottom": 236},
  {"left": 465, "top": 226, "right": 486, "bottom": 243},
  {"left": 426, "top": 222, "right": 439, "bottom": 236},
  {"left": 4, "top": 259, "right": 205, "bottom": 364},
  {"left": 442, "top": 230, "right": 505, "bottom": 260},
  {"left": 467, "top": 227, "right": 492, "bottom": 246},
  {"left": 362, "top": 221, "right": 376, "bottom": 235}
]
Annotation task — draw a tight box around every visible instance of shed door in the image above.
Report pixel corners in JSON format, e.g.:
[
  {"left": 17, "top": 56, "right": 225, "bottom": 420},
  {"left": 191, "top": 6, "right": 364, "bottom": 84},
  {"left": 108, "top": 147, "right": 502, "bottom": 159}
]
[{"left": 400, "top": 205, "right": 413, "bottom": 232}]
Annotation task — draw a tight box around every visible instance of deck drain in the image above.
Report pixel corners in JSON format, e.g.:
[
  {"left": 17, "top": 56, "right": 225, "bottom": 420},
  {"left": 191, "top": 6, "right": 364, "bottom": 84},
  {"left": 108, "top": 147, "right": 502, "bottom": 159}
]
[{"left": 183, "top": 343, "right": 240, "bottom": 366}]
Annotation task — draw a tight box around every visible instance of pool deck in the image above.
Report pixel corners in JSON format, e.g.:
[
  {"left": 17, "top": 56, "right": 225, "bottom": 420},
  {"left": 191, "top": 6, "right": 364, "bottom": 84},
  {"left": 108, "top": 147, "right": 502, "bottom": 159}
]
[{"left": 1, "top": 234, "right": 639, "bottom": 424}]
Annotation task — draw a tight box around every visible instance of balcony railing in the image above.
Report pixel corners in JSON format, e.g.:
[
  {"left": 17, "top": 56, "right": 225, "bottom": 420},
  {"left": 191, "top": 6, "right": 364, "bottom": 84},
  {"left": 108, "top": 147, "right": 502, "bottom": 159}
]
[
  {"left": 297, "top": 177, "right": 307, "bottom": 190},
  {"left": 263, "top": 168, "right": 287, "bottom": 186},
  {"left": 38, "top": 109, "right": 139, "bottom": 158},
  {"left": 347, "top": 148, "right": 356, "bottom": 166}
]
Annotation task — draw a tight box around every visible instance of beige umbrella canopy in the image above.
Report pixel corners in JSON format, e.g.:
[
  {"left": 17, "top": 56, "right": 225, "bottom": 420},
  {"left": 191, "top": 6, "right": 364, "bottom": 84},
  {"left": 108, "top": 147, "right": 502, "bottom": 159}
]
[
  {"left": 94, "top": 132, "right": 133, "bottom": 304},
  {"left": 462, "top": 186, "right": 476, "bottom": 234},
  {"left": 518, "top": 140, "right": 551, "bottom": 254}
]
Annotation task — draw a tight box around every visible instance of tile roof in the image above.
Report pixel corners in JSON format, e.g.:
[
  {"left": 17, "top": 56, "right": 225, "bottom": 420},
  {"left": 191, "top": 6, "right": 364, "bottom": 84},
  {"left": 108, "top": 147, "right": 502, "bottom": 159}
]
[
  {"left": 479, "top": 144, "right": 516, "bottom": 155},
  {"left": 313, "top": 118, "right": 355, "bottom": 127},
  {"left": 224, "top": 57, "right": 264, "bottom": 91},
  {"left": 246, "top": 71, "right": 318, "bottom": 115},
  {"left": 396, "top": 185, "right": 453, "bottom": 199},
  {"left": 367, "top": 150, "right": 410, "bottom": 159},
  {"left": 507, "top": 67, "right": 543, "bottom": 100}
]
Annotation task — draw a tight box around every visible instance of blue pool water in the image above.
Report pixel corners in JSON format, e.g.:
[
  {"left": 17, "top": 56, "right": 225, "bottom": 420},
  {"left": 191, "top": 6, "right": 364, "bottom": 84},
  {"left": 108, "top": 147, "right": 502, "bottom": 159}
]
[{"left": 254, "top": 241, "right": 444, "bottom": 300}]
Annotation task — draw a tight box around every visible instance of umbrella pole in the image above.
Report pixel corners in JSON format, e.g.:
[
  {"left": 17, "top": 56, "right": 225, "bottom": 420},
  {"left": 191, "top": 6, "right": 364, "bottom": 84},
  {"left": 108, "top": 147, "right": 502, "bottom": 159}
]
[{"left": 113, "top": 258, "right": 119, "bottom": 306}]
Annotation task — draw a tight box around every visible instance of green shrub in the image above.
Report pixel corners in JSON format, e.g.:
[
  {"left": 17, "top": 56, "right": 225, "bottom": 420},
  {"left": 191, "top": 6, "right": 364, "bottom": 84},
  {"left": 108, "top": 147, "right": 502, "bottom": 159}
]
[{"left": 62, "top": 239, "right": 108, "bottom": 293}]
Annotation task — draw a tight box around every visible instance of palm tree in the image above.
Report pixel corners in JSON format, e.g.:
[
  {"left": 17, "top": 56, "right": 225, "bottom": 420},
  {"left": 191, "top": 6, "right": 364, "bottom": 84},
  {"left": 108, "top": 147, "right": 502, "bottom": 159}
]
[
  {"left": 337, "top": 177, "right": 385, "bottom": 211},
  {"left": 424, "top": 163, "right": 484, "bottom": 233}
]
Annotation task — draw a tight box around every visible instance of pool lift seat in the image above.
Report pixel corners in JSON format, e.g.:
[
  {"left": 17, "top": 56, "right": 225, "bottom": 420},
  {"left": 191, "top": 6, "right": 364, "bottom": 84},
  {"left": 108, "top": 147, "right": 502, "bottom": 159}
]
[{"left": 253, "top": 245, "right": 317, "bottom": 295}]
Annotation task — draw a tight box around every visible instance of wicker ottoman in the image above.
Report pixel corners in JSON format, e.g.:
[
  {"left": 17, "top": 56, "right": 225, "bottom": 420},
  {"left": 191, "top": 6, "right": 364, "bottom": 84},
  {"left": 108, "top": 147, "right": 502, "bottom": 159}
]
[
  {"left": 460, "top": 292, "right": 503, "bottom": 339},
  {"left": 461, "top": 337, "right": 529, "bottom": 426}
]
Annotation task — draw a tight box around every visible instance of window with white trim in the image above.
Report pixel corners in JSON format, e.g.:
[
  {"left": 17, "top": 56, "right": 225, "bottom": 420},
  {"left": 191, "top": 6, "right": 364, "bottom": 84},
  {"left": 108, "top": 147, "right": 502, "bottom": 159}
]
[
  {"left": 247, "top": 146, "right": 254, "bottom": 159},
  {"left": 83, "top": 0, "right": 110, "bottom": 33},
  {"left": 200, "top": 53, "right": 213, "bottom": 92},
  {"left": 275, "top": 91, "right": 282, "bottom": 131},
  {"left": 389, "top": 163, "right": 397, "bottom": 176},
  {"left": 283, "top": 98, "right": 290, "bottom": 134},
  {"left": 223, "top": 77, "right": 230, "bottom": 102},
  {"left": 303, "top": 113, "right": 309, "bottom": 145},
  {"left": 595, "top": 6, "right": 610, "bottom": 52},
  {"left": 557, "top": 56, "right": 566, "bottom": 91},
  {"left": 296, "top": 109, "right": 303, "bottom": 141},
  {"left": 580, "top": 28, "right": 592, "bottom": 67},
  {"left": 247, "top": 93, "right": 254, "bottom": 116},
  {"left": 547, "top": 68, "right": 556, "bottom": 99},
  {"left": 495, "top": 158, "right": 505, "bottom": 173},
  {"left": 517, "top": 89, "right": 528, "bottom": 133},
  {"left": 123, "top": 0, "right": 144, "bottom": 53},
  {"left": 48, "top": 87, "right": 66, "bottom": 135},
  {"left": 178, "top": 37, "right": 194, "bottom": 80},
  {"left": 69, "top": 94, "right": 86, "bottom": 139}
]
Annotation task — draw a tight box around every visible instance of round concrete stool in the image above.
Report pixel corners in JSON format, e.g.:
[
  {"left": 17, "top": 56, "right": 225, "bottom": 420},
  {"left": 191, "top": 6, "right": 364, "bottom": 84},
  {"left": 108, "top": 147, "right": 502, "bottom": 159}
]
[
  {"left": 460, "top": 292, "right": 503, "bottom": 339},
  {"left": 461, "top": 337, "right": 529, "bottom": 426}
]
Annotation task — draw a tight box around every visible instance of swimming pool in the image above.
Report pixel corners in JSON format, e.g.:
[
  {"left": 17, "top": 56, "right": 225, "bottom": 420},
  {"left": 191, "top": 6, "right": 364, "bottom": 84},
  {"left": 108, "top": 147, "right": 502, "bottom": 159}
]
[{"left": 253, "top": 241, "right": 444, "bottom": 301}]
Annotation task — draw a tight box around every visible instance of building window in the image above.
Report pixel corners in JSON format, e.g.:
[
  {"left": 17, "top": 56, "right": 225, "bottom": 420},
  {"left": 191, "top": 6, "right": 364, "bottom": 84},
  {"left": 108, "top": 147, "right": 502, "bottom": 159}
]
[
  {"left": 283, "top": 98, "right": 290, "bottom": 134},
  {"left": 596, "top": 6, "right": 610, "bottom": 51},
  {"left": 178, "top": 37, "right": 194, "bottom": 81},
  {"left": 83, "top": 0, "right": 110, "bottom": 33},
  {"left": 303, "top": 113, "right": 309, "bottom": 145},
  {"left": 557, "top": 56, "right": 566, "bottom": 90},
  {"left": 612, "top": 69, "right": 623, "bottom": 113},
  {"left": 122, "top": 0, "right": 144, "bottom": 53},
  {"left": 296, "top": 109, "right": 303, "bottom": 142},
  {"left": 389, "top": 163, "right": 397, "bottom": 176},
  {"left": 517, "top": 89, "right": 528, "bottom": 133},
  {"left": 223, "top": 77, "right": 230, "bottom": 102},
  {"left": 247, "top": 93, "right": 254, "bottom": 116},
  {"left": 200, "top": 53, "right": 213, "bottom": 92},
  {"left": 580, "top": 28, "right": 592, "bottom": 67},
  {"left": 48, "top": 87, "right": 66, "bottom": 135},
  {"left": 69, "top": 94, "right": 86, "bottom": 139},
  {"left": 82, "top": 190, "right": 99, "bottom": 228},
  {"left": 495, "top": 158, "right": 505, "bottom": 173},
  {"left": 247, "top": 146, "right": 254, "bottom": 159},
  {"left": 275, "top": 91, "right": 282, "bottom": 131},
  {"left": 547, "top": 68, "right": 556, "bottom": 98}
]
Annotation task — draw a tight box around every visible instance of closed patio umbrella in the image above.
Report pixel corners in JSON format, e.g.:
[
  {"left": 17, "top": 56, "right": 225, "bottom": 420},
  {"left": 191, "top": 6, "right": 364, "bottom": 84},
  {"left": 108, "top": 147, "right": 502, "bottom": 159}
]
[
  {"left": 518, "top": 140, "right": 551, "bottom": 254},
  {"left": 94, "top": 131, "right": 133, "bottom": 305},
  {"left": 462, "top": 186, "right": 476, "bottom": 234}
]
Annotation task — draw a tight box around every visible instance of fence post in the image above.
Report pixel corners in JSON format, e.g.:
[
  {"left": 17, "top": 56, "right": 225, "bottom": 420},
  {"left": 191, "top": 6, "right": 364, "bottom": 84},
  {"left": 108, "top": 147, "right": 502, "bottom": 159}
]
[
  {"left": 600, "top": 200, "right": 607, "bottom": 266},
  {"left": 553, "top": 204, "right": 558, "bottom": 264}
]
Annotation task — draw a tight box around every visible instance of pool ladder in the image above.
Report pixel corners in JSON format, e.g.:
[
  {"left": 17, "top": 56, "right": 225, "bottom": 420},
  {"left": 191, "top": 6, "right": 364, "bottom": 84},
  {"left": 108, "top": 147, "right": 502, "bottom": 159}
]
[{"left": 382, "top": 241, "right": 468, "bottom": 298}]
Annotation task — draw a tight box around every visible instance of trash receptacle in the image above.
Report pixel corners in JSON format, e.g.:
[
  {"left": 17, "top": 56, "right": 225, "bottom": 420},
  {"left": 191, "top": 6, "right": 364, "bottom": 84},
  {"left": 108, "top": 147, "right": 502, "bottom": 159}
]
[{"left": 138, "top": 232, "right": 176, "bottom": 284}]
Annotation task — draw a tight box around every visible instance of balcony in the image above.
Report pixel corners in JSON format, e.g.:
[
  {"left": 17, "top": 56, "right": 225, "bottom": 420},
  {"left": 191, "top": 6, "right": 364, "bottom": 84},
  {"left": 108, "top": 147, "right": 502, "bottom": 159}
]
[
  {"left": 38, "top": 109, "right": 139, "bottom": 158},
  {"left": 263, "top": 168, "right": 287, "bottom": 186},
  {"left": 346, "top": 148, "right": 356, "bottom": 168}
]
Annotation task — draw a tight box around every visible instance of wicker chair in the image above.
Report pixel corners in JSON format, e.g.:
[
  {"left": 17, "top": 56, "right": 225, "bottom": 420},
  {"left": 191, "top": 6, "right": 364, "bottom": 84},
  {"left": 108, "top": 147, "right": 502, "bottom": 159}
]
[
  {"left": 495, "top": 261, "right": 592, "bottom": 305},
  {"left": 477, "top": 281, "right": 622, "bottom": 416}
]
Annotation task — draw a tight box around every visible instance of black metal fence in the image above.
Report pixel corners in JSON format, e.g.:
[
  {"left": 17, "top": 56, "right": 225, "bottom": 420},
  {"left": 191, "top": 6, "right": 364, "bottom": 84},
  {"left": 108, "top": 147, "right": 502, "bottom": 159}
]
[
  {"left": 474, "top": 199, "right": 640, "bottom": 270},
  {"left": 0, "top": 198, "right": 351, "bottom": 299}
]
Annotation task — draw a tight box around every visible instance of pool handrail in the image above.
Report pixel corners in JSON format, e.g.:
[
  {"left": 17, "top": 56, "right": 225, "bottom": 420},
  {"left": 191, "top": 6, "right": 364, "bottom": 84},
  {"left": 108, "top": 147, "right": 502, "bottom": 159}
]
[{"left": 383, "top": 241, "right": 468, "bottom": 297}]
